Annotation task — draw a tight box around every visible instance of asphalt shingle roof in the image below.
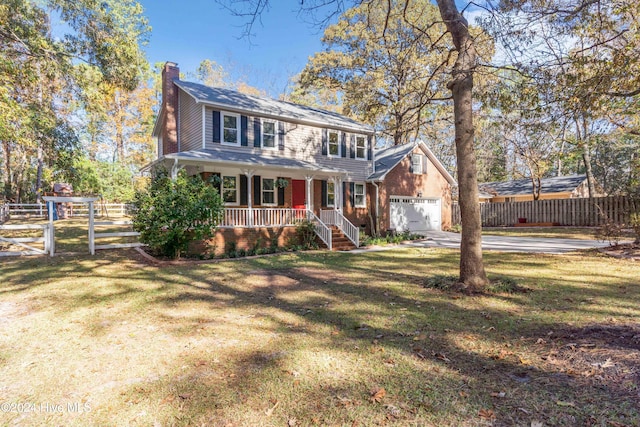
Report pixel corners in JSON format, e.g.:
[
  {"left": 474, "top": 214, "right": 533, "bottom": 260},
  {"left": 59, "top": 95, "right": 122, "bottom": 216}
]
[
  {"left": 367, "top": 143, "right": 416, "bottom": 181},
  {"left": 174, "top": 80, "right": 373, "bottom": 133},
  {"left": 479, "top": 174, "right": 587, "bottom": 196},
  {"left": 164, "top": 148, "right": 348, "bottom": 174}
]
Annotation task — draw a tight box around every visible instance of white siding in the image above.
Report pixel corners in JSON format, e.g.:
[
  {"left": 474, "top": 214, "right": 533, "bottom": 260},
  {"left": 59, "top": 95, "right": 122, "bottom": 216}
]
[{"left": 203, "top": 106, "right": 372, "bottom": 181}]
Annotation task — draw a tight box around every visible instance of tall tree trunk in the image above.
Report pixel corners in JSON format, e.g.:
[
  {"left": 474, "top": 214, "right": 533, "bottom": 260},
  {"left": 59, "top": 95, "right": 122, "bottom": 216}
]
[
  {"left": 436, "top": 0, "right": 488, "bottom": 290},
  {"left": 35, "top": 145, "right": 43, "bottom": 203},
  {"left": 576, "top": 117, "right": 596, "bottom": 198},
  {"left": 2, "top": 140, "right": 11, "bottom": 200}
]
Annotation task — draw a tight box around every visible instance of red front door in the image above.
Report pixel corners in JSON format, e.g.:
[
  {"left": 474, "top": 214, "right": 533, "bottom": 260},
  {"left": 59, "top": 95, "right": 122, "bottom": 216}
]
[{"left": 292, "top": 180, "right": 306, "bottom": 209}]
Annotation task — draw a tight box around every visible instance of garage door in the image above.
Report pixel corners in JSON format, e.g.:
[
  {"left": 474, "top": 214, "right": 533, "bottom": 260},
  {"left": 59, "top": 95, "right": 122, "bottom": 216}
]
[{"left": 390, "top": 197, "right": 441, "bottom": 233}]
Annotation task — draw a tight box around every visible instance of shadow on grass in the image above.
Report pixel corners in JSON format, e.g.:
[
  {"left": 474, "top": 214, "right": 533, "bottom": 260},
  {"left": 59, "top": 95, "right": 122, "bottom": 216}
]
[{"left": 1, "top": 247, "right": 638, "bottom": 425}]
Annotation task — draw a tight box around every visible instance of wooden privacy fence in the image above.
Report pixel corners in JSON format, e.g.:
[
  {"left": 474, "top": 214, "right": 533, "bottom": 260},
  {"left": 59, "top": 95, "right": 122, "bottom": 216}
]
[{"left": 452, "top": 196, "right": 638, "bottom": 227}]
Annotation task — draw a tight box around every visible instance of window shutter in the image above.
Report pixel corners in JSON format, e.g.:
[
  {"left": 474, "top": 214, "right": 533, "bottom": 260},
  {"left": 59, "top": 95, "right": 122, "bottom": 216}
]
[
  {"left": 340, "top": 132, "right": 347, "bottom": 158},
  {"left": 349, "top": 135, "right": 355, "bottom": 159},
  {"left": 350, "top": 182, "right": 355, "bottom": 208},
  {"left": 240, "top": 175, "right": 248, "bottom": 205},
  {"left": 342, "top": 182, "right": 347, "bottom": 208},
  {"left": 212, "top": 111, "right": 221, "bottom": 143},
  {"left": 277, "top": 177, "right": 285, "bottom": 207},
  {"left": 409, "top": 155, "right": 414, "bottom": 173},
  {"left": 278, "top": 121, "right": 285, "bottom": 151},
  {"left": 321, "top": 129, "right": 328, "bottom": 155},
  {"left": 253, "top": 118, "right": 261, "bottom": 147},
  {"left": 367, "top": 135, "right": 373, "bottom": 160},
  {"left": 253, "top": 175, "right": 261, "bottom": 206},
  {"left": 241, "top": 115, "right": 248, "bottom": 146},
  {"left": 321, "top": 180, "right": 327, "bottom": 208},
  {"left": 422, "top": 154, "right": 428, "bottom": 174},
  {"left": 213, "top": 172, "right": 222, "bottom": 194}
]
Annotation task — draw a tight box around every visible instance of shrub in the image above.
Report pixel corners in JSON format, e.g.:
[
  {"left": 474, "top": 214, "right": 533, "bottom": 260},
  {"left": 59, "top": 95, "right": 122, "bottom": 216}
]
[
  {"left": 132, "top": 168, "right": 223, "bottom": 259},
  {"left": 296, "top": 219, "right": 319, "bottom": 249}
]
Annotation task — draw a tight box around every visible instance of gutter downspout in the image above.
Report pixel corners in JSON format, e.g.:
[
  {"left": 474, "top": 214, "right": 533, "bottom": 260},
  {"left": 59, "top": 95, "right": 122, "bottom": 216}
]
[{"left": 371, "top": 181, "right": 380, "bottom": 236}]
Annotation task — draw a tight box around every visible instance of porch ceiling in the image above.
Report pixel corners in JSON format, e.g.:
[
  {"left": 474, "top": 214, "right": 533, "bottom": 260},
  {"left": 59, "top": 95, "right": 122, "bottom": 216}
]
[{"left": 163, "top": 149, "right": 349, "bottom": 177}]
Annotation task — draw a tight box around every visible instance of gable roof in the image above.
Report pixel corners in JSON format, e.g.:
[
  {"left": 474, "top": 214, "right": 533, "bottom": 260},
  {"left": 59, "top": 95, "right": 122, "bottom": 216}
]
[
  {"left": 479, "top": 174, "right": 587, "bottom": 196},
  {"left": 367, "top": 141, "right": 456, "bottom": 185},
  {"left": 174, "top": 80, "right": 373, "bottom": 133}
]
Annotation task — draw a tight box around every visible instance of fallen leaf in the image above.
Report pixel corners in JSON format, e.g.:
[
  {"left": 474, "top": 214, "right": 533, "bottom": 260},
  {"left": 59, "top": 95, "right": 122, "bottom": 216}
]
[
  {"left": 434, "top": 352, "right": 450, "bottom": 362},
  {"left": 531, "top": 421, "right": 544, "bottom": 427},
  {"left": 265, "top": 400, "right": 279, "bottom": 416},
  {"left": 413, "top": 333, "right": 427, "bottom": 341},
  {"left": 555, "top": 400, "right": 575, "bottom": 407},
  {"left": 178, "top": 393, "right": 192, "bottom": 400},
  {"left": 288, "top": 418, "right": 298, "bottom": 426},
  {"left": 519, "top": 356, "right": 532, "bottom": 365},
  {"left": 490, "top": 391, "right": 506, "bottom": 398},
  {"left": 478, "top": 409, "right": 495, "bottom": 420},
  {"left": 370, "top": 387, "right": 386, "bottom": 403}
]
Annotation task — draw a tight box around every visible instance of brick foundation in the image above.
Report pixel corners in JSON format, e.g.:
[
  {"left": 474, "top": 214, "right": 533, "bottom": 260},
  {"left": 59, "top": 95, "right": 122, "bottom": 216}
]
[{"left": 190, "top": 226, "right": 300, "bottom": 256}]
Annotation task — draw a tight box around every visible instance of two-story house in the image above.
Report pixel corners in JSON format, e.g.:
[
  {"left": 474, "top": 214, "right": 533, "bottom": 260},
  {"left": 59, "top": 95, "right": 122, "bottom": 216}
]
[{"left": 150, "top": 62, "right": 455, "bottom": 253}]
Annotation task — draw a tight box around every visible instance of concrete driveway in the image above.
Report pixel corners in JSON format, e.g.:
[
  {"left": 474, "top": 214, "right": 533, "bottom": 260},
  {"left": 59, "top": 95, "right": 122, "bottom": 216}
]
[{"left": 352, "top": 231, "right": 612, "bottom": 254}]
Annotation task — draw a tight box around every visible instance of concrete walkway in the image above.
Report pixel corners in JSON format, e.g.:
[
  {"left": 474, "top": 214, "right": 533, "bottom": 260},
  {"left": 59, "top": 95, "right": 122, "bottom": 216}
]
[{"left": 351, "top": 231, "right": 613, "bottom": 255}]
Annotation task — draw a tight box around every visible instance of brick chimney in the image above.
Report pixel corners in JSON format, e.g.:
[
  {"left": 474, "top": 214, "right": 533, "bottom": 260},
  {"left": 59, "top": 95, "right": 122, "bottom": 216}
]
[{"left": 161, "top": 62, "right": 179, "bottom": 155}]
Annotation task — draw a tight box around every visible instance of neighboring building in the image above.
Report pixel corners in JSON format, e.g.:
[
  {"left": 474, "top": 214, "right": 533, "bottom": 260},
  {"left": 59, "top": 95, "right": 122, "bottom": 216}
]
[
  {"left": 150, "top": 62, "right": 456, "bottom": 253},
  {"left": 479, "top": 174, "right": 600, "bottom": 203}
]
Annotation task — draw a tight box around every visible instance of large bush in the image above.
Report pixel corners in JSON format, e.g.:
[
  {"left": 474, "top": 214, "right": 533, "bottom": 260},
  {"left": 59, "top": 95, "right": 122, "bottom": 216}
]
[{"left": 132, "top": 168, "right": 223, "bottom": 258}]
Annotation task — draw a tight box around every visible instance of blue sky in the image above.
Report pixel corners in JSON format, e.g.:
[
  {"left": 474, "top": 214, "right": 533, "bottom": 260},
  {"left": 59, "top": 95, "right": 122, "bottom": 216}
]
[{"left": 139, "top": 1, "right": 331, "bottom": 97}]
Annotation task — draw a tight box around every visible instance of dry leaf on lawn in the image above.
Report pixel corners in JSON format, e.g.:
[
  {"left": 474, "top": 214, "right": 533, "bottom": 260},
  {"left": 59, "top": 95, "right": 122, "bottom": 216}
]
[
  {"left": 478, "top": 408, "right": 496, "bottom": 420},
  {"left": 265, "top": 400, "right": 279, "bottom": 416},
  {"left": 370, "top": 387, "right": 386, "bottom": 403}
]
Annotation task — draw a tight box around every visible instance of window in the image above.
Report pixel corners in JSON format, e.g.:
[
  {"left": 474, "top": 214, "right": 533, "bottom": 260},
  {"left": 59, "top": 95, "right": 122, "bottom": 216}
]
[
  {"left": 354, "top": 183, "right": 366, "bottom": 207},
  {"left": 262, "top": 119, "right": 277, "bottom": 148},
  {"left": 326, "top": 181, "right": 335, "bottom": 207},
  {"left": 262, "top": 178, "right": 276, "bottom": 205},
  {"left": 355, "top": 136, "right": 366, "bottom": 159},
  {"left": 222, "top": 112, "right": 240, "bottom": 145},
  {"left": 222, "top": 176, "right": 237, "bottom": 204},
  {"left": 411, "top": 154, "right": 424, "bottom": 174},
  {"left": 328, "top": 130, "right": 339, "bottom": 156}
]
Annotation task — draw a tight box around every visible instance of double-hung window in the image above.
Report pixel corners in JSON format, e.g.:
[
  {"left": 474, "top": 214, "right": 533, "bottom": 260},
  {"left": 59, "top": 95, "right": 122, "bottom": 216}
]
[
  {"left": 222, "top": 112, "right": 240, "bottom": 145},
  {"left": 355, "top": 135, "right": 366, "bottom": 159},
  {"left": 328, "top": 130, "right": 340, "bottom": 156},
  {"left": 326, "top": 182, "right": 335, "bottom": 207},
  {"left": 411, "top": 154, "right": 424, "bottom": 174},
  {"left": 262, "top": 119, "right": 277, "bottom": 149},
  {"left": 354, "top": 183, "right": 366, "bottom": 207},
  {"left": 222, "top": 175, "right": 237, "bottom": 204},
  {"left": 262, "top": 178, "right": 276, "bottom": 205}
]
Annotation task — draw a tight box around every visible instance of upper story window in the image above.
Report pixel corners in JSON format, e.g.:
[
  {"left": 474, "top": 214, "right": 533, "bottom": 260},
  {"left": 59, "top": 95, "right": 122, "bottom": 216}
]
[
  {"left": 411, "top": 154, "right": 424, "bottom": 174},
  {"left": 222, "top": 175, "right": 238, "bottom": 204},
  {"left": 328, "top": 130, "right": 340, "bottom": 156},
  {"left": 222, "top": 112, "right": 240, "bottom": 145},
  {"left": 355, "top": 136, "right": 366, "bottom": 159},
  {"left": 262, "top": 178, "right": 276, "bottom": 205},
  {"left": 354, "top": 183, "right": 366, "bottom": 207},
  {"left": 262, "top": 119, "right": 277, "bottom": 149},
  {"left": 326, "top": 181, "right": 335, "bottom": 207}
]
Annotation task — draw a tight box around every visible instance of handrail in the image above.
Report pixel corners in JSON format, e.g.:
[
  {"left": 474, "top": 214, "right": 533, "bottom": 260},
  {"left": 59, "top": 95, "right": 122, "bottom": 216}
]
[
  {"left": 320, "top": 209, "right": 359, "bottom": 247},
  {"left": 217, "top": 208, "right": 307, "bottom": 228},
  {"left": 306, "top": 210, "right": 332, "bottom": 250}
]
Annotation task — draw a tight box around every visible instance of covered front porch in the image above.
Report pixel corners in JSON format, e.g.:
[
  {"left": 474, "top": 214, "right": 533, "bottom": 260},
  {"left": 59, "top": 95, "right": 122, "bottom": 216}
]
[{"left": 157, "top": 149, "right": 360, "bottom": 249}]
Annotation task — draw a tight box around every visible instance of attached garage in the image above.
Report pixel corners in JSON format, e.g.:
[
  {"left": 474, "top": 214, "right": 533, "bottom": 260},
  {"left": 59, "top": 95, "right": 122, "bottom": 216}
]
[{"left": 390, "top": 196, "right": 441, "bottom": 233}]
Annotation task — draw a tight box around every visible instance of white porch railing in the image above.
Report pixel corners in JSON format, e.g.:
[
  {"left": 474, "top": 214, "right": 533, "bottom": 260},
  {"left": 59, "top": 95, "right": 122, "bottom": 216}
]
[
  {"left": 217, "top": 208, "right": 308, "bottom": 228},
  {"left": 306, "top": 210, "right": 332, "bottom": 250},
  {"left": 320, "top": 209, "right": 360, "bottom": 247}
]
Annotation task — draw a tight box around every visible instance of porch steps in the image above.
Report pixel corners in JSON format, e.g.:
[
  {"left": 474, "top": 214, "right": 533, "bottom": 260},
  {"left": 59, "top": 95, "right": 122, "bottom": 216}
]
[{"left": 329, "top": 226, "right": 357, "bottom": 251}]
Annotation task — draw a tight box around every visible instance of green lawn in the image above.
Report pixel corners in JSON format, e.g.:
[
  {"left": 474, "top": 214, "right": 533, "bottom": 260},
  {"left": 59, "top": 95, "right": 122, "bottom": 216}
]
[{"left": 0, "top": 227, "right": 638, "bottom": 426}]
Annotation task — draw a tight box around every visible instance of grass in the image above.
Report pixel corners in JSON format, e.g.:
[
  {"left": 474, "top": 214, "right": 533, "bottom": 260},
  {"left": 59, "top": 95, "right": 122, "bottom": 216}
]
[
  {"left": 0, "top": 221, "right": 639, "bottom": 426},
  {"left": 482, "top": 226, "right": 636, "bottom": 241}
]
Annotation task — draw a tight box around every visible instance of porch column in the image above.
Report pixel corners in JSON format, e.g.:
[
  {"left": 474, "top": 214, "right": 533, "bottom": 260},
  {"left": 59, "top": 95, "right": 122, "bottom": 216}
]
[
  {"left": 170, "top": 158, "right": 181, "bottom": 179},
  {"left": 332, "top": 176, "right": 342, "bottom": 213},
  {"left": 242, "top": 169, "right": 255, "bottom": 227},
  {"left": 304, "top": 175, "right": 314, "bottom": 212}
]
